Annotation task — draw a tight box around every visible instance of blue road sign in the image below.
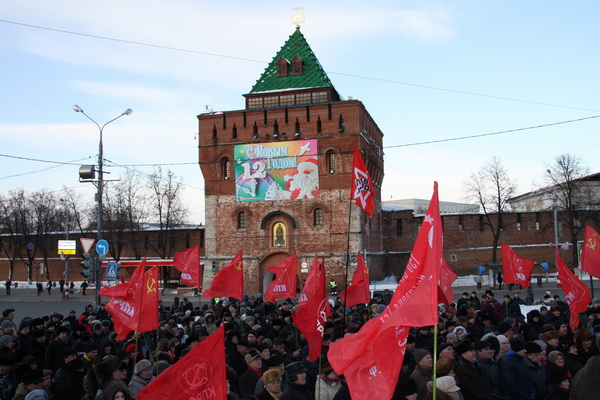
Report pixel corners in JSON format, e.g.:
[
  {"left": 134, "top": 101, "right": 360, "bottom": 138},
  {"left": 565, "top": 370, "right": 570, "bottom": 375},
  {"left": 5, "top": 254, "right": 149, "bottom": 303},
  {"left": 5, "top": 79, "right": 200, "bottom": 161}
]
[
  {"left": 106, "top": 263, "right": 119, "bottom": 280},
  {"left": 96, "top": 239, "right": 109, "bottom": 256}
]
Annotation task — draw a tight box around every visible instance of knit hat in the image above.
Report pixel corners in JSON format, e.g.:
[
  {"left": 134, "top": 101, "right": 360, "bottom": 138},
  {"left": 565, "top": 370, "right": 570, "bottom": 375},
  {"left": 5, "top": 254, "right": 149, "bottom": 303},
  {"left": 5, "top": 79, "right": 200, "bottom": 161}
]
[
  {"left": 437, "top": 342, "right": 453, "bottom": 356},
  {"left": 85, "top": 342, "right": 99, "bottom": 353},
  {"left": 413, "top": 349, "right": 431, "bottom": 365},
  {"left": 1, "top": 320, "right": 13, "bottom": 329},
  {"left": 245, "top": 349, "right": 261, "bottom": 365},
  {"left": 0, "top": 335, "right": 13, "bottom": 347},
  {"left": 496, "top": 334, "right": 509, "bottom": 345},
  {"left": 436, "top": 376, "right": 460, "bottom": 393},
  {"left": 510, "top": 338, "right": 526, "bottom": 352},
  {"left": 497, "top": 322, "right": 512, "bottom": 335},
  {"left": 24, "top": 389, "right": 48, "bottom": 400},
  {"left": 134, "top": 359, "right": 152, "bottom": 375}
]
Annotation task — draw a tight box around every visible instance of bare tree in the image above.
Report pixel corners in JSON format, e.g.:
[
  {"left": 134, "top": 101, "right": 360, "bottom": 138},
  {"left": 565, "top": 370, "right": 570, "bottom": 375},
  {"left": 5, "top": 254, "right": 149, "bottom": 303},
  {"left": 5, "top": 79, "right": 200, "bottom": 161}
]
[
  {"left": 60, "top": 187, "right": 94, "bottom": 235},
  {"left": 147, "top": 167, "right": 186, "bottom": 259},
  {"left": 103, "top": 169, "right": 149, "bottom": 260},
  {"left": 545, "top": 153, "right": 599, "bottom": 267},
  {"left": 464, "top": 156, "right": 516, "bottom": 262}
]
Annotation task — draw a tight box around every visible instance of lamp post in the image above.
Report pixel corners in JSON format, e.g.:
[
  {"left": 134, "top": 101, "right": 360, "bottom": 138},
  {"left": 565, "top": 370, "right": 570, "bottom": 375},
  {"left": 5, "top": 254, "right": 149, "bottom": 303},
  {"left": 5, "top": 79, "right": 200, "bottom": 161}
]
[
  {"left": 73, "top": 105, "right": 132, "bottom": 307},
  {"left": 60, "top": 198, "right": 70, "bottom": 299}
]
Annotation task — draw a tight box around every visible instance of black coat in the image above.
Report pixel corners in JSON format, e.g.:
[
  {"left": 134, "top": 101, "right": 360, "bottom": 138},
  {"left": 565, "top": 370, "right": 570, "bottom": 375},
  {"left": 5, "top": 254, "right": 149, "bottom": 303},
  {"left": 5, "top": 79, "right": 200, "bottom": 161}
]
[
  {"left": 455, "top": 358, "right": 497, "bottom": 400},
  {"left": 281, "top": 382, "right": 314, "bottom": 400},
  {"left": 500, "top": 353, "right": 535, "bottom": 400}
]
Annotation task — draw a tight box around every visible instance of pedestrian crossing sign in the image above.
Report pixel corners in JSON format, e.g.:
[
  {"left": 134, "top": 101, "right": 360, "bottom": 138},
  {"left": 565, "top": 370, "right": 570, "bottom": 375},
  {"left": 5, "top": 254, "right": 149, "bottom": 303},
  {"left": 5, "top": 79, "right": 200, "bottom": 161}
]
[{"left": 106, "top": 263, "right": 119, "bottom": 280}]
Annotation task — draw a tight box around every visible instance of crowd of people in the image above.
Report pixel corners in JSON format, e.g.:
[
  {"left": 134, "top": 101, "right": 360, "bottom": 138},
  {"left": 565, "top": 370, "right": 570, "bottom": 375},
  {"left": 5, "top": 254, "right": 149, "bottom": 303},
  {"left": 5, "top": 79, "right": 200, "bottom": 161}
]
[{"left": 0, "top": 288, "right": 599, "bottom": 400}]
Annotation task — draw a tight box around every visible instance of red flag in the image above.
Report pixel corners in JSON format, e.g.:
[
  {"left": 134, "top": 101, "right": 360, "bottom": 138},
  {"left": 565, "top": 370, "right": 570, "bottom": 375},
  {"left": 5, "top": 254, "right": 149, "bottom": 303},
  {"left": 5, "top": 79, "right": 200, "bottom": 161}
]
[
  {"left": 135, "top": 266, "right": 159, "bottom": 334},
  {"left": 174, "top": 246, "right": 202, "bottom": 290},
  {"left": 339, "top": 251, "right": 371, "bottom": 308},
  {"left": 351, "top": 147, "right": 375, "bottom": 217},
  {"left": 292, "top": 255, "right": 331, "bottom": 361},
  {"left": 439, "top": 260, "right": 458, "bottom": 307},
  {"left": 99, "top": 262, "right": 144, "bottom": 298},
  {"left": 556, "top": 248, "right": 591, "bottom": 331},
  {"left": 581, "top": 225, "right": 600, "bottom": 279},
  {"left": 264, "top": 252, "right": 298, "bottom": 303},
  {"left": 330, "top": 182, "right": 442, "bottom": 400},
  {"left": 105, "top": 260, "right": 159, "bottom": 340},
  {"left": 501, "top": 244, "right": 534, "bottom": 288},
  {"left": 137, "top": 325, "right": 227, "bottom": 400},
  {"left": 202, "top": 251, "right": 244, "bottom": 301}
]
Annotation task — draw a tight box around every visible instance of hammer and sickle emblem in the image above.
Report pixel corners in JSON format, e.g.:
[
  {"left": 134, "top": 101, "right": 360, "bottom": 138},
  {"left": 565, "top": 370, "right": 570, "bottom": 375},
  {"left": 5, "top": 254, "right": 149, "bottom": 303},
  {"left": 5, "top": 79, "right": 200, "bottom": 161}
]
[
  {"left": 587, "top": 237, "right": 597, "bottom": 251},
  {"left": 234, "top": 261, "right": 242, "bottom": 270},
  {"left": 146, "top": 275, "right": 157, "bottom": 293}
]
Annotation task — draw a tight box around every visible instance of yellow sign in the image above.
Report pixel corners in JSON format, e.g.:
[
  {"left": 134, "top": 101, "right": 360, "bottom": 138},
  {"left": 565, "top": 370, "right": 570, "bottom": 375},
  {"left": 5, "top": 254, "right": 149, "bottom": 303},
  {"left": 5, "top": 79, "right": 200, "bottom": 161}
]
[{"left": 58, "top": 249, "right": 76, "bottom": 255}]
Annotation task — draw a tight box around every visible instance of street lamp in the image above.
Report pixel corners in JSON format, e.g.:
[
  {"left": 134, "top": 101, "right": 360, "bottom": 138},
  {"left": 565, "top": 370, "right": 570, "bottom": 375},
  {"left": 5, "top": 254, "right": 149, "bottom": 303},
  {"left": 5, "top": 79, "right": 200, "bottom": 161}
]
[{"left": 73, "top": 105, "right": 132, "bottom": 307}]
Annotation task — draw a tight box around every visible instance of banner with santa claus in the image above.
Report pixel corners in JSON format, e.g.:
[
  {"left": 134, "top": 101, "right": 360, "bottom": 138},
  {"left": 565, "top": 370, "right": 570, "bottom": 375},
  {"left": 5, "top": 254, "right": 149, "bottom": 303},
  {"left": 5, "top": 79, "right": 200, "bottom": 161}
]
[{"left": 234, "top": 139, "right": 320, "bottom": 201}]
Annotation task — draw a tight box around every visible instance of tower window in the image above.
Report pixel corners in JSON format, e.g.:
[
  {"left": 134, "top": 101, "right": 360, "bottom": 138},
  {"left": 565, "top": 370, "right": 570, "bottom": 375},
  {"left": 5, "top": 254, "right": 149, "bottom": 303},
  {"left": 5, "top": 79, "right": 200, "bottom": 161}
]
[
  {"left": 326, "top": 151, "right": 335, "bottom": 174},
  {"left": 277, "top": 57, "right": 289, "bottom": 77},
  {"left": 316, "top": 117, "right": 322, "bottom": 133},
  {"left": 232, "top": 124, "right": 237, "bottom": 140},
  {"left": 220, "top": 157, "right": 231, "bottom": 180},
  {"left": 292, "top": 55, "right": 303, "bottom": 76},
  {"left": 237, "top": 212, "right": 246, "bottom": 230},
  {"left": 396, "top": 219, "right": 403, "bottom": 236},
  {"left": 314, "top": 208, "right": 323, "bottom": 227}
]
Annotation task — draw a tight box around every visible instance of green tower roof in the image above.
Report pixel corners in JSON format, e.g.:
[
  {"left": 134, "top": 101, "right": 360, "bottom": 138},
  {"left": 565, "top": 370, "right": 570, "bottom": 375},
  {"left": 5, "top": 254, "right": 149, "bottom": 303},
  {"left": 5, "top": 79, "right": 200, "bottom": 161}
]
[{"left": 248, "top": 27, "right": 338, "bottom": 95}]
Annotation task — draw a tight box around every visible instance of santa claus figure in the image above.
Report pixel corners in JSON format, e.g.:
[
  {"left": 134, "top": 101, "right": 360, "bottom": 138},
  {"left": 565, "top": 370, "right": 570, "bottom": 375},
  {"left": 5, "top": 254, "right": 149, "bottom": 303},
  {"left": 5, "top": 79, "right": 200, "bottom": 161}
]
[{"left": 284, "top": 158, "right": 320, "bottom": 199}]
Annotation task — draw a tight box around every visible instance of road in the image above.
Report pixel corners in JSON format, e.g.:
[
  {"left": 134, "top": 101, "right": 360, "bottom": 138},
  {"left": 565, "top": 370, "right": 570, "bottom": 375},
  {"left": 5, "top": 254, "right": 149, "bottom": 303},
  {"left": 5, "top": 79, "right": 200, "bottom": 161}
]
[{"left": 0, "top": 277, "right": 597, "bottom": 324}]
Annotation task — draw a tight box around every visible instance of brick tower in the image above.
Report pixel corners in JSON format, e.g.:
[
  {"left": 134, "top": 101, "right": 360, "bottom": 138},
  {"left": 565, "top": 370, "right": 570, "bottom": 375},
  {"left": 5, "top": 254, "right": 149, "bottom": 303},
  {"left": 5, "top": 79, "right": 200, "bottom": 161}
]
[{"left": 198, "top": 27, "right": 384, "bottom": 295}]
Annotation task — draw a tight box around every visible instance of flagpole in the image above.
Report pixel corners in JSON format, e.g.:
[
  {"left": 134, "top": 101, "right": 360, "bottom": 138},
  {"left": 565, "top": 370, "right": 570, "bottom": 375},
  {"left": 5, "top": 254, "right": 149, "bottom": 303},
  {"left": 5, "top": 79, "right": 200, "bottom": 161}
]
[
  {"left": 432, "top": 325, "right": 438, "bottom": 400},
  {"left": 343, "top": 200, "right": 353, "bottom": 331},
  {"left": 317, "top": 356, "right": 322, "bottom": 400}
]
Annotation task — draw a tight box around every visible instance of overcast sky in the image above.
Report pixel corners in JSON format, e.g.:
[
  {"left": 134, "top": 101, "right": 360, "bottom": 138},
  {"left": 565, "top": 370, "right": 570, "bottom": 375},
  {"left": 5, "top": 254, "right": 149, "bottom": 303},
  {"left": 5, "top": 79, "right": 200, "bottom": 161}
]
[{"left": 2, "top": 1, "right": 599, "bottom": 224}]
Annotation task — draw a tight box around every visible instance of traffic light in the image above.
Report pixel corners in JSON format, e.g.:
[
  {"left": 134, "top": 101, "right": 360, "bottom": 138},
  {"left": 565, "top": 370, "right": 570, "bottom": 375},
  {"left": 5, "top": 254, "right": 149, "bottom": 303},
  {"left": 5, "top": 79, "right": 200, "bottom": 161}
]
[
  {"left": 80, "top": 253, "right": 95, "bottom": 282},
  {"left": 211, "top": 261, "right": 218, "bottom": 272}
]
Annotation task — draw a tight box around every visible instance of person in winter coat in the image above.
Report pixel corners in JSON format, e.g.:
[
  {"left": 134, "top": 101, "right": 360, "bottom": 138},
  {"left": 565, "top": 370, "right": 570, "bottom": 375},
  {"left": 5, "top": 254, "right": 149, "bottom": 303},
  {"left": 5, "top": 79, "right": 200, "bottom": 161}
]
[
  {"left": 55, "top": 358, "right": 86, "bottom": 400},
  {"left": 314, "top": 365, "right": 341, "bottom": 400},
  {"left": 454, "top": 341, "right": 497, "bottom": 400},
  {"left": 520, "top": 310, "right": 543, "bottom": 342},
  {"left": 570, "top": 352, "right": 600, "bottom": 400},
  {"left": 499, "top": 338, "right": 536, "bottom": 400},
  {"left": 128, "top": 360, "right": 154, "bottom": 399},
  {"left": 239, "top": 349, "right": 263, "bottom": 396},
  {"left": 281, "top": 361, "right": 314, "bottom": 400},
  {"left": 257, "top": 369, "right": 283, "bottom": 400},
  {"left": 524, "top": 341, "right": 548, "bottom": 400},
  {"left": 544, "top": 370, "right": 570, "bottom": 400},
  {"left": 425, "top": 376, "right": 464, "bottom": 400},
  {"left": 409, "top": 349, "right": 433, "bottom": 400}
]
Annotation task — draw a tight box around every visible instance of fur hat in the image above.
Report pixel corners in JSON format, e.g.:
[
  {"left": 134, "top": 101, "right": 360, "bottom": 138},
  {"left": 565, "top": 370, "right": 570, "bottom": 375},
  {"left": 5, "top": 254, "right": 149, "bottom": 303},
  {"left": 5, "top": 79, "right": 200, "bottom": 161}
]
[
  {"left": 1, "top": 320, "right": 13, "bottom": 329},
  {"left": 473, "top": 340, "right": 491, "bottom": 351},
  {"left": 525, "top": 341, "right": 543, "bottom": 354},
  {"left": 454, "top": 341, "right": 475, "bottom": 356},
  {"left": 413, "top": 348, "right": 431, "bottom": 365},
  {"left": 263, "top": 369, "right": 282, "bottom": 384}
]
